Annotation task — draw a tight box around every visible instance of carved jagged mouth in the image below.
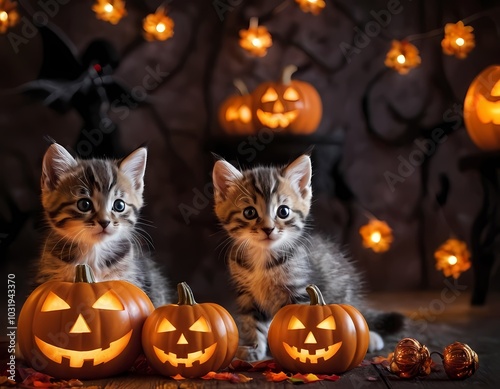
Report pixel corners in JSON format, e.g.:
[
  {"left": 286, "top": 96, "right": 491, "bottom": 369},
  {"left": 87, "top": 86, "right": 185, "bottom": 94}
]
[
  {"left": 153, "top": 343, "right": 217, "bottom": 367},
  {"left": 283, "top": 341, "right": 342, "bottom": 364},
  {"left": 35, "top": 330, "right": 133, "bottom": 368},
  {"left": 256, "top": 109, "right": 299, "bottom": 128}
]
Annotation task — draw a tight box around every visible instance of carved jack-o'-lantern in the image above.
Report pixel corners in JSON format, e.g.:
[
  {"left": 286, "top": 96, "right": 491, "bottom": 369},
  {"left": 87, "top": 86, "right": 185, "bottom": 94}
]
[
  {"left": 268, "top": 285, "right": 369, "bottom": 374},
  {"left": 464, "top": 65, "right": 500, "bottom": 150},
  {"left": 18, "top": 265, "right": 154, "bottom": 379},
  {"left": 253, "top": 65, "right": 322, "bottom": 134},
  {"left": 219, "top": 79, "right": 255, "bottom": 135},
  {"left": 141, "top": 282, "right": 238, "bottom": 378}
]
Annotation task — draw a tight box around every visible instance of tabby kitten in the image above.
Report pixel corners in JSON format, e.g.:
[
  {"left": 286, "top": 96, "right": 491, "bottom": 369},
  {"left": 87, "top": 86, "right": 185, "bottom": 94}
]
[
  {"left": 212, "top": 155, "right": 404, "bottom": 361},
  {"left": 36, "top": 142, "right": 169, "bottom": 306}
]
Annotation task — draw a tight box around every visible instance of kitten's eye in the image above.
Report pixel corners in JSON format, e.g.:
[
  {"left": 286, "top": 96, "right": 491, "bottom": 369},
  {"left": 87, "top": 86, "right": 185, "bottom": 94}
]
[
  {"left": 77, "top": 199, "right": 92, "bottom": 212},
  {"left": 277, "top": 205, "right": 290, "bottom": 219},
  {"left": 113, "top": 199, "right": 125, "bottom": 212},
  {"left": 243, "top": 206, "right": 258, "bottom": 220}
]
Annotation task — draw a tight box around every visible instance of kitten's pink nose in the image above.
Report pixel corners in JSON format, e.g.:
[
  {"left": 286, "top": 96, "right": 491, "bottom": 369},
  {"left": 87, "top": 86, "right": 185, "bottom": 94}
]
[
  {"left": 98, "top": 220, "right": 110, "bottom": 229},
  {"left": 262, "top": 227, "right": 275, "bottom": 236}
]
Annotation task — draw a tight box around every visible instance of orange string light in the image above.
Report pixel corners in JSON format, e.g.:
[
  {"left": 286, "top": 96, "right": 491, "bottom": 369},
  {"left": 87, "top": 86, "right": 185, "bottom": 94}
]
[{"left": 92, "top": 0, "right": 127, "bottom": 25}]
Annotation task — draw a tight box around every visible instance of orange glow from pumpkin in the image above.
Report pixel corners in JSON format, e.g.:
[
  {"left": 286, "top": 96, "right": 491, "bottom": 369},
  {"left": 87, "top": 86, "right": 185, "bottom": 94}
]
[
  {"left": 224, "top": 104, "right": 252, "bottom": 124},
  {"left": 41, "top": 292, "right": 71, "bottom": 312},
  {"left": 69, "top": 314, "right": 91, "bottom": 334},
  {"left": 153, "top": 343, "right": 217, "bottom": 368},
  {"left": 35, "top": 330, "right": 133, "bottom": 368},
  {"left": 239, "top": 17, "right": 272, "bottom": 57},
  {"left": 92, "top": 0, "right": 126, "bottom": 25},
  {"left": 434, "top": 239, "right": 471, "bottom": 279},
  {"left": 143, "top": 6, "right": 174, "bottom": 42},
  {"left": 441, "top": 21, "right": 475, "bottom": 59},
  {"left": 385, "top": 40, "right": 421, "bottom": 74},
  {"left": 0, "top": 0, "right": 19, "bottom": 34},
  {"left": 283, "top": 341, "right": 342, "bottom": 364},
  {"left": 359, "top": 219, "right": 393, "bottom": 253}
]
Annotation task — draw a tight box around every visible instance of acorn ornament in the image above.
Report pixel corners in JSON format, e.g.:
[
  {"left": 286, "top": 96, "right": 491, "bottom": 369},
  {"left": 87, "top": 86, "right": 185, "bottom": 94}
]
[
  {"left": 442, "top": 342, "right": 479, "bottom": 379},
  {"left": 389, "top": 338, "right": 432, "bottom": 378}
]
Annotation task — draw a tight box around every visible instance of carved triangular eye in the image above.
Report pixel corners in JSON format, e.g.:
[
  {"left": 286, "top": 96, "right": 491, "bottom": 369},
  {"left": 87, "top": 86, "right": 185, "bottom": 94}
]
[
  {"left": 288, "top": 315, "right": 306, "bottom": 330},
  {"left": 92, "top": 290, "right": 124, "bottom": 310},
  {"left": 41, "top": 292, "right": 71, "bottom": 312},
  {"left": 238, "top": 105, "right": 252, "bottom": 123},
  {"left": 283, "top": 87, "right": 299, "bottom": 101},
  {"left": 189, "top": 316, "right": 211, "bottom": 332},
  {"left": 317, "top": 315, "right": 336, "bottom": 330},
  {"left": 157, "top": 318, "right": 176, "bottom": 333},
  {"left": 225, "top": 106, "right": 239, "bottom": 121},
  {"left": 261, "top": 88, "right": 278, "bottom": 103}
]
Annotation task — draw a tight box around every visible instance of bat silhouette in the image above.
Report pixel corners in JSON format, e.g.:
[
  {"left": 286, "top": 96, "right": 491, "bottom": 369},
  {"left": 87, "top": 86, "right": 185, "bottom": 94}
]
[{"left": 19, "top": 20, "right": 144, "bottom": 157}]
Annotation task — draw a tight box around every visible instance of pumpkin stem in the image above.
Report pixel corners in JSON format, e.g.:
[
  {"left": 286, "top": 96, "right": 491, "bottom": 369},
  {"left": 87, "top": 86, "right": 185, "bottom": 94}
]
[
  {"left": 233, "top": 79, "right": 249, "bottom": 96},
  {"left": 430, "top": 351, "right": 444, "bottom": 360},
  {"left": 306, "top": 284, "right": 326, "bottom": 306},
  {"left": 74, "top": 264, "right": 96, "bottom": 283},
  {"left": 177, "top": 282, "right": 197, "bottom": 306},
  {"left": 282, "top": 65, "right": 298, "bottom": 85}
]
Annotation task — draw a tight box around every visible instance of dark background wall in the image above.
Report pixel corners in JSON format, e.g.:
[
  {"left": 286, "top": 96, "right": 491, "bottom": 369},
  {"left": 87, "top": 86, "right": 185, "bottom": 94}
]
[{"left": 1, "top": 0, "right": 499, "bottom": 325}]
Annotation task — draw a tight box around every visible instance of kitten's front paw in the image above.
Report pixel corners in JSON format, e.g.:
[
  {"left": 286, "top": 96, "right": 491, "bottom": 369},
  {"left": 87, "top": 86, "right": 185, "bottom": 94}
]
[
  {"left": 368, "top": 331, "right": 384, "bottom": 352},
  {"left": 236, "top": 345, "right": 267, "bottom": 361}
]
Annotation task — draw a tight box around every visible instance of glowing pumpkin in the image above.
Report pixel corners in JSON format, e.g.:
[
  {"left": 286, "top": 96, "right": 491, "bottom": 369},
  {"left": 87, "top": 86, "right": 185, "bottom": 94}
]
[
  {"left": 18, "top": 264, "right": 154, "bottom": 379},
  {"left": 252, "top": 65, "right": 322, "bottom": 134},
  {"left": 219, "top": 79, "right": 255, "bottom": 135},
  {"left": 268, "top": 284, "right": 369, "bottom": 374},
  {"left": 464, "top": 65, "right": 500, "bottom": 150},
  {"left": 141, "top": 282, "right": 239, "bottom": 378}
]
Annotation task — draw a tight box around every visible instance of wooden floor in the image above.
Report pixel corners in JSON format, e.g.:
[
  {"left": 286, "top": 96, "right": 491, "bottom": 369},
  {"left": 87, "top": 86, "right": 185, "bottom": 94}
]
[{"left": 3, "top": 290, "right": 499, "bottom": 388}]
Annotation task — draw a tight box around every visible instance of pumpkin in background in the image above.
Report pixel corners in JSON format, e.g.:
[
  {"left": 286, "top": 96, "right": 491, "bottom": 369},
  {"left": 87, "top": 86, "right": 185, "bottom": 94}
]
[
  {"left": 18, "top": 264, "right": 154, "bottom": 379},
  {"left": 219, "top": 79, "right": 255, "bottom": 135},
  {"left": 442, "top": 342, "right": 479, "bottom": 379},
  {"left": 142, "top": 282, "right": 239, "bottom": 378},
  {"left": 389, "top": 338, "right": 432, "bottom": 378},
  {"left": 464, "top": 65, "right": 500, "bottom": 150},
  {"left": 268, "top": 284, "right": 369, "bottom": 374},
  {"left": 252, "top": 65, "right": 322, "bottom": 134}
]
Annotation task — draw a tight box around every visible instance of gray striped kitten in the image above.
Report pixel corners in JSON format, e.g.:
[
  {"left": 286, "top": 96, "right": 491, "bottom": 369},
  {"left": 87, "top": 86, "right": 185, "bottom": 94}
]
[
  {"left": 36, "top": 143, "right": 169, "bottom": 306},
  {"left": 212, "top": 155, "right": 404, "bottom": 361}
]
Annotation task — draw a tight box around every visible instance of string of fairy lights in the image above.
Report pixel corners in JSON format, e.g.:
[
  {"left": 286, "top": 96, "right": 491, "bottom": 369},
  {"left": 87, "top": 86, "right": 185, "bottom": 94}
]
[{"left": 1, "top": 0, "right": 489, "bottom": 279}]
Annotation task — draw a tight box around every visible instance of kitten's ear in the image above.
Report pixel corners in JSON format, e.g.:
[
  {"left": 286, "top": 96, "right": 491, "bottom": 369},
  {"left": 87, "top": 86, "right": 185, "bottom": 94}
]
[
  {"left": 41, "top": 143, "right": 77, "bottom": 191},
  {"left": 212, "top": 160, "right": 243, "bottom": 200},
  {"left": 284, "top": 155, "right": 312, "bottom": 197},
  {"left": 119, "top": 147, "right": 147, "bottom": 191}
]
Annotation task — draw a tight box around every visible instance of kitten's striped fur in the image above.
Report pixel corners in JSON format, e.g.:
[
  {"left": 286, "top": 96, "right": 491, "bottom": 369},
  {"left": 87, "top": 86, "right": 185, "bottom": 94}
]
[
  {"left": 36, "top": 143, "right": 169, "bottom": 306},
  {"left": 213, "top": 155, "right": 404, "bottom": 361}
]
